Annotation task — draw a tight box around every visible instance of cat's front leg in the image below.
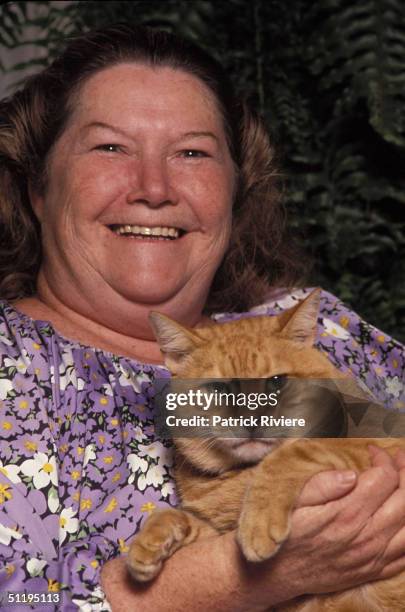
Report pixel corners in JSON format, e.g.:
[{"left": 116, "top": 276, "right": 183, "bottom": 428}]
[
  {"left": 127, "top": 508, "right": 216, "bottom": 582},
  {"left": 237, "top": 440, "right": 336, "bottom": 563}
]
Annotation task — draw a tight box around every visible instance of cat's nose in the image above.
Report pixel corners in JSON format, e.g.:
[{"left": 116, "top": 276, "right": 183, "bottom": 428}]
[{"left": 245, "top": 422, "right": 262, "bottom": 438}]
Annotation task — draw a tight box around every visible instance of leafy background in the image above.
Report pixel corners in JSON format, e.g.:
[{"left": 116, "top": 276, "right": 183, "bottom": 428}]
[{"left": 1, "top": 0, "right": 405, "bottom": 340}]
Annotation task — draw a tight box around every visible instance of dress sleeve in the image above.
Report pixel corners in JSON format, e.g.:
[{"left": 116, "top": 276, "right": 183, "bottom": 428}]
[
  {"left": 0, "top": 304, "right": 176, "bottom": 610},
  {"left": 0, "top": 489, "right": 115, "bottom": 610},
  {"left": 0, "top": 310, "right": 117, "bottom": 610},
  {"left": 315, "top": 289, "right": 405, "bottom": 409}
]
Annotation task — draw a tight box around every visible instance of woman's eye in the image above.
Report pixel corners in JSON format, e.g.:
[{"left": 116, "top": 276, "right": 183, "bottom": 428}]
[
  {"left": 180, "top": 149, "right": 208, "bottom": 158},
  {"left": 94, "top": 144, "right": 122, "bottom": 153}
]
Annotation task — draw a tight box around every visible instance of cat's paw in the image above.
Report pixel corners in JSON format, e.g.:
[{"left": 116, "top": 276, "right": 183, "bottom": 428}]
[
  {"left": 126, "top": 511, "right": 191, "bottom": 582},
  {"left": 237, "top": 510, "right": 289, "bottom": 562},
  {"left": 126, "top": 537, "right": 166, "bottom": 582}
]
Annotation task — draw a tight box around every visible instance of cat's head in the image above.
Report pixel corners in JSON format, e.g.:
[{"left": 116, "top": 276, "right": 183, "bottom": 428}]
[
  {"left": 150, "top": 290, "right": 338, "bottom": 378},
  {"left": 149, "top": 289, "right": 347, "bottom": 473}
]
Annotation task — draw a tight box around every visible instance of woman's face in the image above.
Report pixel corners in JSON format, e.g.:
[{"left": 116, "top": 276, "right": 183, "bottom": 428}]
[{"left": 32, "top": 63, "right": 235, "bottom": 316}]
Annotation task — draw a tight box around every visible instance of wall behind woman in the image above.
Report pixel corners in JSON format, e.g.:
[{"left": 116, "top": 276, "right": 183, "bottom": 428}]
[{"left": 1, "top": 0, "right": 405, "bottom": 341}]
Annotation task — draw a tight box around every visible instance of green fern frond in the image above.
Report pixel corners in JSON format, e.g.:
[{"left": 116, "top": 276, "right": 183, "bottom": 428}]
[{"left": 304, "top": 0, "right": 405, "bottom": 146}]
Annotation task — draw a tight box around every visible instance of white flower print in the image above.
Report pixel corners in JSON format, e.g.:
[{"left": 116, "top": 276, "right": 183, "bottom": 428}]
[
  {"left": 0, "top": 459, "right": 21, "bottom": 483},
  {"left": 73, "top": 586, "right": 112, "bottom": 612},
  {"left": 127, "top": 454, "right": 148, "bottom": 484},
  {"left": 48, "top": 488, "right": 59, "bottom": 513},
  {"left": 101, "top": 381, "right": 114, "bottom": 397},
  {"left": 0, "top": 332, "right": 13, "bottom": 347},
  {"left": 83, "top": 444, "right": 96, "bottom": 467},
  {"left": 20, "top": 452, "right": 58, "bottom": 489},
  {"left": 251, "top": 288, "right": 309, "bottom": 314},
  {"left": 322, "top": 318, "right": 351, "bottom": 340},
  {"left": 59, "top": 506, "right": 79, "bottom": 545},
  {"left": 117, "top": 366, "right": 150, "bottom": 392},
  {"left": 132, "top": 443, "right": 173, "bottom": 489},
  {"left": 51, "top": 347, "right": 85, "bottom": 391},
  {"left": 127, "top": 453, "right": 148, "bottom": 473},
  {"left": 27, "top": 558, "right": 47, "bottom": 577},
  {"left": 0, "top": 378, "right": 13, "bottom": 400},
  {"left": 246, "top": 303, "right": 272, "bottom": 316},
  {"left": 161, "top": 481, "right": 175, "bottom": 498},
  {"left": 386, "top": 376, "right": 404, "bottom": 399},
  {"left": 138, "top": 442, "right": 173, "bottom": 467},
  {"left": 3, "top": 354, "right": 30, "bottom": 374},
  {"left": 0, "top": 523, "right": 22, "bottom": 546},
  {"left": 138, "top": 463, "right": 165, "bottom": 489},
  {"left": 133, "top": 426, "right": 146, "bottom": 442}
]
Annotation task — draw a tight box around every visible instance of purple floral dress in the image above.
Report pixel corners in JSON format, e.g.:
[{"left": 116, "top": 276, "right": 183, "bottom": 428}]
[{"left": 0, "top": 289, "right": 403, "bottom": 611}]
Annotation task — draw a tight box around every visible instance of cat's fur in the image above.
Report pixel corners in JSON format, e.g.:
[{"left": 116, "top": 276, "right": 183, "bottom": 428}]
[{"left": 127, "top": 289, "right": 405, "bottom": 611}]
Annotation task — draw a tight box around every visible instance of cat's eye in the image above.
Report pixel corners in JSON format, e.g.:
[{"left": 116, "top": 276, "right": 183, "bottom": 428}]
[
  {"left": 203, "top": 380, "right": 236, "bottom": 395},
  {"left": 266, "top": 375, "right": 287, "bottom": 392}
]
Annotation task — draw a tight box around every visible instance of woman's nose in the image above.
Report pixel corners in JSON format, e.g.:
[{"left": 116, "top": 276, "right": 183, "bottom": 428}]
[{"left": 126, "top": 157, "right": 176, "bottom": 207}]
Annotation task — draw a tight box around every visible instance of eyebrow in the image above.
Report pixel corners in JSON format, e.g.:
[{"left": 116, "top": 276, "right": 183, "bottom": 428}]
[
  {"left": 82, "top": 122, "right": 129, "bottom": 137},
  {"left": 82, "top": 122, "right": 219, "bottom": 142},
  {"left": 178, "top": 131, "right": 219, "bottom": 143}
]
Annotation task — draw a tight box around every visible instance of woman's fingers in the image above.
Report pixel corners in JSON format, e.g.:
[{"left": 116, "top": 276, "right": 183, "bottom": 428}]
[
  {"left": 365, "top": 447, "right": 405, "bottom": 545},
  {"left": 370, "top": 486, "right": 405, "bottom": 534},
  {"left": 285, "top": 445, "right": 405, "bottom": 596},
  {"left": 298, "top": 446, "right": 402, "bottom": 511},
  {"left": 395, "top": 449, "right": 405, "bottom": 469},
  {"left": 334, "top": 464, "right": 399, "bottom": 526},
  {"left": 377, "top": 551, "right": 405, "bottom": 580},
  {"left": 369, "top": 445, "right": 405, "bottom": 487},
  {"left": 381, "top": 522, "right": 405, "bottom": 563},
  {"left": 394, "top": 450, "right": 405, "bottom": 488},
  {"left": 369, "top": 445, "right": 396, "bottom": 469},
  {"left": 297, "top": 470, "right": 357, "bottom": 507}
]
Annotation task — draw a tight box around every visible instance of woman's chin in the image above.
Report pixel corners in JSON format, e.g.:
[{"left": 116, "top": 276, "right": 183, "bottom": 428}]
[{"left": 107, "top": 278, "right": 185, "bottom": 307}]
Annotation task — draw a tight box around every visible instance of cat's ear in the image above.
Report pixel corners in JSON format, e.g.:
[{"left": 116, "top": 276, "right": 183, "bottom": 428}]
[
  {"left": 149, "top": 312, "right": 202, "bottom": 371},
  {"left": 280, "top": 289, "right": 321, "bottom": 345}
]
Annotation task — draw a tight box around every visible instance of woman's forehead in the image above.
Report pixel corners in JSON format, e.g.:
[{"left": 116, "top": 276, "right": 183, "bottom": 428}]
[{"left": 70, "top": 63, "right": 224, "bottom": 129}]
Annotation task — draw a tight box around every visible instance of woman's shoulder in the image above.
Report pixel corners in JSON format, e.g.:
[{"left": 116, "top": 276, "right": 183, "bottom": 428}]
[
  {"left": 0, "top": 299, "right": 49, "bottom": 355},
  {"left": 0, "top": 299, "right": 90, "bottom": 388},
  {"left": 213, "top": 287, "right": 357, "bottom": 320},
  {"left": 214, "top": 287, "right": 404, "bottom": 409},
  {"left": 215, "top": 287, "right": 401, "bottom": 346},
  {"left": 0, "top": 299, "right": 162, "bottom": 384}
]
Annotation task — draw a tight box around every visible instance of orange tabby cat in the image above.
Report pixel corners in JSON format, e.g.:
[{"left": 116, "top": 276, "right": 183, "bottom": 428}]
[{"left": 127, "top": 289, "right": 405, "bottom": 611}]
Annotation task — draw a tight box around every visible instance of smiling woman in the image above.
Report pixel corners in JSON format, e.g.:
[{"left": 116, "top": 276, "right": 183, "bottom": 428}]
[
  {"left": 28, "top": 63, "right": 235, "bottom": 342},
  {"left": 0, "top": 23, "right": 404, "bottom": 612}
]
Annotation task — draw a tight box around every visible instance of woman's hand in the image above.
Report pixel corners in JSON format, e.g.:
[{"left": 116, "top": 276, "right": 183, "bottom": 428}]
[
  {"left": 101, "top": 447, "right": 405, "bottom": 611},
  {"left": 269, "top": 446, "right": 405, "bottom": 598}
]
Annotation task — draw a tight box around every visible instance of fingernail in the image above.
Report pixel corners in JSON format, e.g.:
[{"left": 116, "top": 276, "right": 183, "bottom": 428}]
[{"left": 338, "top": 470, "right": 356, "bottom": 484}]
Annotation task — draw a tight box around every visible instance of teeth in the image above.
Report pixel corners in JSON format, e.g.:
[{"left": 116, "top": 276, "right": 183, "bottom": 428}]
[{"left": 113, "top": 225, "right": 180, "bottom": 238}]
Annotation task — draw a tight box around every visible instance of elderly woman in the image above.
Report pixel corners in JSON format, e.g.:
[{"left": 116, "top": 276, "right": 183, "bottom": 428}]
[{"left": 0, "top": 24, "right": 404, "bottom": 611}]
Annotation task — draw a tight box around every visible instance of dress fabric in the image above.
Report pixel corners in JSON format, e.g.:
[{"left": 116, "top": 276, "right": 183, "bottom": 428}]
[{"left": 0, "top": 288, "right": 403, "bottom": 611}]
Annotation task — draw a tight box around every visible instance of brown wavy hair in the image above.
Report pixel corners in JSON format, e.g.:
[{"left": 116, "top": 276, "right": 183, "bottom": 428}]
[{"left": 0, "top": 24, "right": 307, "bottom": 314}]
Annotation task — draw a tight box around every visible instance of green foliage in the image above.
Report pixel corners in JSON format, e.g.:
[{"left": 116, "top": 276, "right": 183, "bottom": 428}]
[{"left": 1, "top": 0, "right": 404, "bottom": 340}]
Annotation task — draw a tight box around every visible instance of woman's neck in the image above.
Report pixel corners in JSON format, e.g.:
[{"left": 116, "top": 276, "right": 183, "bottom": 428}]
[
  {"left": 13, "top": 292, "right": 166, "bottom": 364},
  {"left": 13, "top": 271, "right": 213, "bottom": 364}
]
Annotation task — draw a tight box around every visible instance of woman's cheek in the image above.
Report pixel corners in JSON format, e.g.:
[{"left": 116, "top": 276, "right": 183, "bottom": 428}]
[
  {"left": 184, "top": 169, "right": 233, "bottom": 213},
  {"left": 73, "top": 162, "right": 130, "bottom": 210}
]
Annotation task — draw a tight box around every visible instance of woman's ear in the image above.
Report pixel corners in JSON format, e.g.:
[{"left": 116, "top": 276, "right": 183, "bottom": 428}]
[{"left": 28, "top": 183, "right": 45, "bottom": 222}]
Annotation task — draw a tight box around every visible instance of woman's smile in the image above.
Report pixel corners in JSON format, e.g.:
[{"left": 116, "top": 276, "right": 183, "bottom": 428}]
[{"left": 109, "top": 224, "right": 182, "bottom": 239}]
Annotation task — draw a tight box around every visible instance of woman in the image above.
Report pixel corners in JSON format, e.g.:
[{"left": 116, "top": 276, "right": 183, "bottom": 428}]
[{"left": 0, "top": 24, "right": 404, "bottom": 611}]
